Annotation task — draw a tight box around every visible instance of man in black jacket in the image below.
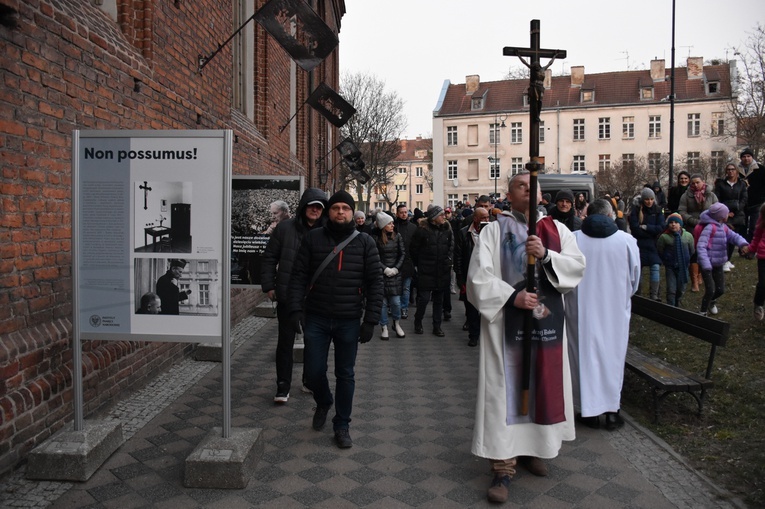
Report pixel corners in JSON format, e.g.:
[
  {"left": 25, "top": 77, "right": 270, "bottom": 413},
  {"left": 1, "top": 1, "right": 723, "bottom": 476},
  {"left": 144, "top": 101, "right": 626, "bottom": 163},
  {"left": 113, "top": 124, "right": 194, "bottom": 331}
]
[
  {"left": 156, "top": 259, "right": 191, "bottom": 315},
  {"left": 262, "top": 188, "right": 327, "bottom": 403},
  {"left": 288, "top": 190, "right": 383, "bottom": 449},
  {"left": 394, "top": 204, "right": 417, "bottom": 319},
  {"left": 714, "top": 163, "right": 748, "bottom": 269},
  {"left": 410, "top": 205, "right": 454, "bottom": 337}
]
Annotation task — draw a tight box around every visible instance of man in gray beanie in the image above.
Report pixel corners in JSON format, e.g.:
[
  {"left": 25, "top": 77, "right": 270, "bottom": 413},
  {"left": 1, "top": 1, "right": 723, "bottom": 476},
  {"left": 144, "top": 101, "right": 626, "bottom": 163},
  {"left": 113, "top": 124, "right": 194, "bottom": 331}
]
[{"left": 410, "top": 204, "right": 454, "bottom": 336}]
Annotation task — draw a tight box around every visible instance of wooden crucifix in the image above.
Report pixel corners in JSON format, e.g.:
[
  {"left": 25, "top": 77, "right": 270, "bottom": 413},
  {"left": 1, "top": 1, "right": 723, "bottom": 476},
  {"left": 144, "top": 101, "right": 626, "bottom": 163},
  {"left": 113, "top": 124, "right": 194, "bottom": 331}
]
[
  {"left": 503, "top": 20, "right": 566, "bottom": 416},
  {"left": 139, "top": 181, "right": 152, "bottom": 210}
]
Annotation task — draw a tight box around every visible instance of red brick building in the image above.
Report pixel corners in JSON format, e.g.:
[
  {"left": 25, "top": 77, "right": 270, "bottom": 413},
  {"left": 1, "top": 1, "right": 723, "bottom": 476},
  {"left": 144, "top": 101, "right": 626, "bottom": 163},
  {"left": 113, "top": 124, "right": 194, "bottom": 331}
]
[{"left": 0, "top": 0, "right": 346, "bottom": 475}]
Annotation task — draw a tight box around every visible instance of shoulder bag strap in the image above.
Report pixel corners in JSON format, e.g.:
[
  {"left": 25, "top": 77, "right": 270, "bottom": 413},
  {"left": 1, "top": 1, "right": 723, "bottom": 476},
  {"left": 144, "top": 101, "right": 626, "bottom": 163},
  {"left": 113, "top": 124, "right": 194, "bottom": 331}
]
[{"left": 309, "top": 229, "right": 360, "bottom": 288}]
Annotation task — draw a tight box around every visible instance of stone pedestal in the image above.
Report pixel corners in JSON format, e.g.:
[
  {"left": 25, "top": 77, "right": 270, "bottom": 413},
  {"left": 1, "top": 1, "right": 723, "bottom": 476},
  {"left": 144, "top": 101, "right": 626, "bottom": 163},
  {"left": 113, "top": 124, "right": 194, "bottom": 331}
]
[
  {"left": 26, "top": 420, "right": 124, "bottom": 481},
  {"left": 184, "top": 427, "right": 263, "bottom": 489}
]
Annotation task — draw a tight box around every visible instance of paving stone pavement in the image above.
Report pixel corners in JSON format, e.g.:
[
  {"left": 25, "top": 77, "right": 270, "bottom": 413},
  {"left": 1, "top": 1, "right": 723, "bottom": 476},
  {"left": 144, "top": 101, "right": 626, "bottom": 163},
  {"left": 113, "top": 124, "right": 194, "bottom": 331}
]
[{"left": 0, "top": 310, "right": 745, "bottom": 508}]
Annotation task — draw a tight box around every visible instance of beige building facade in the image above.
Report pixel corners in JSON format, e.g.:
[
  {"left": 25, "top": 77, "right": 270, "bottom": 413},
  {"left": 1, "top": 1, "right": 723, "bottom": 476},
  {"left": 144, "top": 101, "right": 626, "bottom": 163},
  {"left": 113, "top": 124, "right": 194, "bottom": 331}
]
[
  {"left": 370, "top": 137, "right": 434, "bottom": 212},
  {"left": 432, "top": 58, "right": 738, "bottom": 207}
]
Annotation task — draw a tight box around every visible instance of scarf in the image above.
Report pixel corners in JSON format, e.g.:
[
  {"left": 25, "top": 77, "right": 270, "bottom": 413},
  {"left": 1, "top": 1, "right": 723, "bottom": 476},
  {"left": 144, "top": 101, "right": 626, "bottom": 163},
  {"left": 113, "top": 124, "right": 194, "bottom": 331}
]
[
  {"left": 693, "top": 184, "right": 707, "bottom": 206},
  {"left": 674, "top": 231, "right": 690, "bottom": 284}
]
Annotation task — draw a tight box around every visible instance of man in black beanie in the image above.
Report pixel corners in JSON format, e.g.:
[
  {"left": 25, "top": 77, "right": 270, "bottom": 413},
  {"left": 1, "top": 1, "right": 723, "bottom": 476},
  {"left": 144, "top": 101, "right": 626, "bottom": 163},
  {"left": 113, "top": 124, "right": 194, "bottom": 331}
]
[
  {"left": 288, "top": 190, "right": 383, "bottom": 449},
  {"left": 410, "top": 204, "right": 454, "bottom": 336}
]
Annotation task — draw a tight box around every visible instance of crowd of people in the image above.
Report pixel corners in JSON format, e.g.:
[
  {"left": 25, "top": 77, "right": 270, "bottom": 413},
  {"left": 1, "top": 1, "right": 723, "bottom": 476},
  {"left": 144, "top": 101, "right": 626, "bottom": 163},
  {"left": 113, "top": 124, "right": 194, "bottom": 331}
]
[{"left": 257, "top": 147, "right": 764, "bottom": 503}]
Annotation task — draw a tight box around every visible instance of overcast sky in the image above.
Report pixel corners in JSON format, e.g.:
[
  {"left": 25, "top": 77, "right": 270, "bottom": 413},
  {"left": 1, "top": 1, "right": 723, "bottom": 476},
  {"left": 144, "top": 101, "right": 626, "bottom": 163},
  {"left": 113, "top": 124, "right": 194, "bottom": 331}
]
[{"left": 338, "top": 0, "right": 763, "bottom": 139}]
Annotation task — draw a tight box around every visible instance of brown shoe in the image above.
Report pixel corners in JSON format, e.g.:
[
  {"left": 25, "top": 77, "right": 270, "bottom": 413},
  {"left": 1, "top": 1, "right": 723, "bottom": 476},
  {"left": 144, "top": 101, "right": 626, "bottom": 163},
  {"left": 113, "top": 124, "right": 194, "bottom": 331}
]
[
  {"left": 519, "top": 456, "right": 548, "bottom": 477},
  {"left": 487, "top": 474, "right": 511, "bottom": 503}
]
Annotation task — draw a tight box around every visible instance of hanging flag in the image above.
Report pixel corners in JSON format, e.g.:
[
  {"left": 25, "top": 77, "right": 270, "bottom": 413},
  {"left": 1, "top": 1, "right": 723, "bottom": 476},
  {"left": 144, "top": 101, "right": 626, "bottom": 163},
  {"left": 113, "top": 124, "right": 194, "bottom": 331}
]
[
  {"left": 254, "top": 0, "right": 339, "bottom": 72},
  {"left": 306, "top": 82, "right": 356, "bottom": 128}
]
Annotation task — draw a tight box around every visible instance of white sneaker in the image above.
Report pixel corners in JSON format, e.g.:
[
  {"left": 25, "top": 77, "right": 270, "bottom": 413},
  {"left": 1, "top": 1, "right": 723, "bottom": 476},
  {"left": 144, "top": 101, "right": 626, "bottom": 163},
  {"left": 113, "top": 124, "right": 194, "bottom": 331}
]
[
  {"left": 728, "top": 261, "right": 735, "bottom": 269},
  {"left": 722, "top": 261, "right": 732, "bottom": 272},
  {"left": 755, "top": 306, "right": 764, "bottom": 321},
  {"left": 709, "top": 302, "right": 718, "bottom": 315},
  {"left": 381, "top": 325, "right": 389, "bottom": 340}
]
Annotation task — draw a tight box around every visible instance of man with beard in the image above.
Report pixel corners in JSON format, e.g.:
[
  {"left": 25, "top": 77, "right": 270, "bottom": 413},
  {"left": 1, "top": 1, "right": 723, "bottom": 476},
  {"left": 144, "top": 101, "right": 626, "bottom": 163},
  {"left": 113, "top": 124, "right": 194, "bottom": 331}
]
[
  {"left": 288, "top": 190, "right": 383, "bottom": 449},
  {"left": 262, "top": 188, "right": 327, "bottom": 403}
]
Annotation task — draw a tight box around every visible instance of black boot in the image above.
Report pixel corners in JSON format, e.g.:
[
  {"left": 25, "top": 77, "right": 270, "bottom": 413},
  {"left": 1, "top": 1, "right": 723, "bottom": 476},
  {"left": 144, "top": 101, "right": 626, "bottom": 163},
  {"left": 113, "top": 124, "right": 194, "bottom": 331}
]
[
  {"left": 414, "top": 319, "right": 423, "bottom": 334},
  {"left": 604, "top": 411, "right": 624, "bottom": 431},
  {"left": 432, "top": 326, "right": 445, "bottom": 337}
]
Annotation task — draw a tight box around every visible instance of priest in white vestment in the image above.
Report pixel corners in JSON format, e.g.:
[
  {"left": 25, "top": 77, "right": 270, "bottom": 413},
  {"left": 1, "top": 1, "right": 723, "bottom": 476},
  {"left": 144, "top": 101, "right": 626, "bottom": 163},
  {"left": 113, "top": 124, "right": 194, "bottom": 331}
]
[
  {"left": 467, "top": 173, "right": 586, "bottom": 503},
  {"left": 567, "top": 199, "right": 640, "bottom": 430}
]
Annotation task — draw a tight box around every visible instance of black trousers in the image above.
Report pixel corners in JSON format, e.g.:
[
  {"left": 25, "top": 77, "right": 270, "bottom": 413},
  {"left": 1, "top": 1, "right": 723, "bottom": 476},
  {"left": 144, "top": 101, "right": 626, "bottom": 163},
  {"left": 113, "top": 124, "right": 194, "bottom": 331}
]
[
  {"left": 275, "top": 302, "right": 304, "bottom": 391},
  {"left": 414, "top": 289, "right": 444, "bottom": 328}
]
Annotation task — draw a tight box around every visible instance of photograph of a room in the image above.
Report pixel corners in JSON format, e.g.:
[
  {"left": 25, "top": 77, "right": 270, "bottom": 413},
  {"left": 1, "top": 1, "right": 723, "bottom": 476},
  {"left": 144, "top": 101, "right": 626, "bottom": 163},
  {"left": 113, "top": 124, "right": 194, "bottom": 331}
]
[{"left": 134, "top": 181, "right": 192, "bottom": 253}]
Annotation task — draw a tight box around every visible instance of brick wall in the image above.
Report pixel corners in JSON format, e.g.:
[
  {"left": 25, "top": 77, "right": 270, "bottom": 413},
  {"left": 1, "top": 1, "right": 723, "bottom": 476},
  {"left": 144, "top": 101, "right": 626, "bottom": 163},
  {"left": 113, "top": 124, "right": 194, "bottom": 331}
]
[{"left": 0, "top": 0, "right": 344, "bottom": 475}]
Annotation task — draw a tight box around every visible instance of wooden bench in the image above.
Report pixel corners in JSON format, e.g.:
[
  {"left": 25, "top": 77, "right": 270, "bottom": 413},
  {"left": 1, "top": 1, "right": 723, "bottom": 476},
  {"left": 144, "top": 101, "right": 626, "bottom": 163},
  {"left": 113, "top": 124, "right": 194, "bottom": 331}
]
[{"left": 626, "top": 295, "right": 729, "bottom": 423}]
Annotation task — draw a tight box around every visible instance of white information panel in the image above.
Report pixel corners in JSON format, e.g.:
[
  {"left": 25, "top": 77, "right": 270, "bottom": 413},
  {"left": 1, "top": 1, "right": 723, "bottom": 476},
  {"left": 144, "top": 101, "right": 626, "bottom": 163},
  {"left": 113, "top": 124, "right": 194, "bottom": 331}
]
[{"left": 73, "top": 130, "right": 231, "bottom": 344}]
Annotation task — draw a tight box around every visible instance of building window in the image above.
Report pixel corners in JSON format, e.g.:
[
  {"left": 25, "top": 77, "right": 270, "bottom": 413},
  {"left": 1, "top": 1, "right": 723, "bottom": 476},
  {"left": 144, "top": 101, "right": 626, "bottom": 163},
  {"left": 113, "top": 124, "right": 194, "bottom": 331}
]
[
  {"left": 707, "top": 81, "right": 719, "bottom": 94},
  {"left": 511, "top": 157, "right": 523, "bottom": 175},
  {"left": 471, "top": 97, "right": 484, "bottom": 110},
  {"left": 490, "top": 123, "right": 501, "bottom": 145},
  {"left": 447, "top": 126, "right": 458, "bottom": 146},
  {"left": 415, "top": 166, "right": 423, "bottom": 177},
  {"left": 233, "top": 0, "right": 255, "bottom": 120},
  {"left": 711, "top": 150, "right": 726, "bottom": 170},
  {"left": 641, "top": 87, "right": 654, "bottom": 100},
  {"left": 398, "top": 166, "right": 406, "bottom": 174},
  {"left": 647, "top": 115, "right": 661, "bottom": 138},
  {"left": 687, "top": 113, "right": 701, "bottom": 137},
  {"left": 490, "top": 158, "right": 500, "bottom": 180},
  {"left": 622, "top": 116, "right": 634, "bottom": 139},
  {"left": 416, "top": 201, "right": 423, "bottom": 210},
  {"left": 416, "top": 184, "right": 423, "bottom": 194},
  {"left": 572, "top": 155, "right": 586, "bottom": 173},
  {"left": 648, "top": 152, "right": 662, "bottom": 173},
  {"left": 197, "top": 261, "right": 209, "bottom": 273},
  {"left": 687, "top": 151, "right": 700, "bottom": 171},
  {"left": 573, "top": 118, "right": 585, "bottom": 141},
  {"left": 712, "top": 112, "right": 725, "bottom": 137},
  {"left": 581, "top": 90, "right": 594, "bottom": 102},
  {"left": 447, "top": 194, "right": 459, "bottom": 209},
  {"left": 598, "top": 154, "right": 610, "bottom": 171},
  {"left": 598, "top": 117, "right": 610, "bottom": 140},
  {"left": 447, "top": 160, "right": 458, "bottom": 180},
  {"left": 539, "top": 121, "right": 545, "bottom": 143},
  {"left": 510, "top": 122, "right": 522, "bottom": 144},
  {"left": 199, "top": 283, "right": 210, "bottom": 306},
  {"left": 622, "top": 153, "right": 635, "bottom": 171},
  {"left": 180, "top": 282, "right": 191, "bottom": 296},
  {"left": 395, "top": 184, "right": 407, "bottom": 191}
]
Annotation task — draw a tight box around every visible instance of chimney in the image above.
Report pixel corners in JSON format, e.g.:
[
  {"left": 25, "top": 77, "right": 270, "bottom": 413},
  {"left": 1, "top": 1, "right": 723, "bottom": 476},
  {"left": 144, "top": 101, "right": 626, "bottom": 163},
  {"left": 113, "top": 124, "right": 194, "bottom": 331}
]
[
  {"left": 466, "top": 75, "right": 480, "bottom": 95},
  {"left": 650, "top": 59, "right": 665, "bottom": 82},
  {"left": 570, "top": 66, "right": 584, "bottom": 87},
  {"left": 400, "top": 139, "right": 407, "bottom": 153},
  {"left": 687, "top": 57, "right": 703, "bottom": 79},
  {"left": 544, "top": 69, "right": 552, "bottom": 89}
]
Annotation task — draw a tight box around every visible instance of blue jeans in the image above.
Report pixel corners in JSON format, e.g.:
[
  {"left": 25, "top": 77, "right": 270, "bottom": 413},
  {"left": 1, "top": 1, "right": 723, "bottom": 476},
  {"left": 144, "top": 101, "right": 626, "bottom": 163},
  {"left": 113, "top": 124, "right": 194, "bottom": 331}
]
[
  {"left": 303, "top": 314, "right": 360, "bottom": 431},
  {"left": 400, "top": 277, "right": 412, "bottom": 313},
  {"left": 664, "top": 266, "right": 687, "bottom": 307},
  {"left": 379, "top": 295, "right": 401, "bottom": 325}
]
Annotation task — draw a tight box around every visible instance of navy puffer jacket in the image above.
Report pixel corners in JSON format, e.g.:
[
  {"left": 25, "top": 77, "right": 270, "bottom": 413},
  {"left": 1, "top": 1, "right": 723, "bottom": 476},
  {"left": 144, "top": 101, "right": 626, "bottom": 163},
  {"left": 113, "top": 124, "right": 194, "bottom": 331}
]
[
  {"left": 261, "top": 187, "right": 327, "bottom": 301},
  {"left": 287, "top": 223, "right": 383, "bottom": 323},
  {"left": 629, "top": 203, "right": 664, "bottom": 266}
]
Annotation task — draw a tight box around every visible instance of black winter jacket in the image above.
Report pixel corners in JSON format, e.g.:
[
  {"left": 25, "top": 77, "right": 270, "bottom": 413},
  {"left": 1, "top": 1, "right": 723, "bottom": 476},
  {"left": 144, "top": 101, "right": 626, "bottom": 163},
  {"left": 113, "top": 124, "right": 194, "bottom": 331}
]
[
  {"left": 394, "top": 217, "right": 417, "bottom": 278},
  {"left": 410, "top": 218, "right": 454, "bottom": 291},
  {"left": 714, "top": 178, "right": 748, "bottom": 227},
  {"left": 629, "top": 203, "right": 664, "bottom": 266},
  {"left": 287, "top": 223, "right": 383, "bottom": 323},
  {"left": 376, "top": 231, "right": 405, "bottom": 296},
  {"left": 261, "top": 187, "right": 327, "bottom": 302},
  {"left": 453, "top": 225, "right": 475, "bottom": 286}
]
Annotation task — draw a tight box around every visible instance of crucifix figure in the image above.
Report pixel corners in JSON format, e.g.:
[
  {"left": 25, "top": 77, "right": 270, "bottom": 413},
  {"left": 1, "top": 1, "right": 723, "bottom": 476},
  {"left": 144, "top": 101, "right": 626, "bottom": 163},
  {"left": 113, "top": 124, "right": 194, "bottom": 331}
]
[
  {"left": 139, "top": 181, "right": 152, "bottom": 210},
  {"left": 502, "top": 20, "right": 567, "bottom": 416}
]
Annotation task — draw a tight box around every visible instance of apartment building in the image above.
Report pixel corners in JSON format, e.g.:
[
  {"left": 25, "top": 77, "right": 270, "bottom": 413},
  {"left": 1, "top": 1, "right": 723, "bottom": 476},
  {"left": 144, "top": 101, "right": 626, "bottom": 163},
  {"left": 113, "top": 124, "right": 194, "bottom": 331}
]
[
  {"left": 368, "top": 137, "right": 434, "bottom": 212},
  {"left": 432, "top": 58, "right": 737, "bottom": 207}
]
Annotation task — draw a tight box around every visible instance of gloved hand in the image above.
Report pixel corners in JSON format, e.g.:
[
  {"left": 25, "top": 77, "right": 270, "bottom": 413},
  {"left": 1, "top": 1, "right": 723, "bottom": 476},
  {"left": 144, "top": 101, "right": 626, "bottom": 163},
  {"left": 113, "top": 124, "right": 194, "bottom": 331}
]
[
  {"left": 640, "top": 224, "right": 647, "bottom": 230},
  {"left": 389, "top": 267, "right": 398, "bottom": 276},
  {"left": 384, "top": 267, "right": 395, "bottom": 277},
  {"left": 290, "top": 312, "right": 303, "bottom": 334},
  {"left": 359, "top": 322, "right": 375, "bottom": 343}
]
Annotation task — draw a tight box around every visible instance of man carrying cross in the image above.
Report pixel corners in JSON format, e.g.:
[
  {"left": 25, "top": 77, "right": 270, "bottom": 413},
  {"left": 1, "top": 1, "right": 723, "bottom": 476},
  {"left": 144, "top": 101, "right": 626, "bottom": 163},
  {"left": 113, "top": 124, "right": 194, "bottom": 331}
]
[{"left": 466, "top": 21, "right": 585, "bottom": 504}]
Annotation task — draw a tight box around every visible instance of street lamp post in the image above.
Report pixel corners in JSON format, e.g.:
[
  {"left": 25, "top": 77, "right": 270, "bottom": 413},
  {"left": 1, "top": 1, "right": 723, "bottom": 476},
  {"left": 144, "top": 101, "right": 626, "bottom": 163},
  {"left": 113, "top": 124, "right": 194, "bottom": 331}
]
[{"left": 489, "top": 113, "right": 507, "bottom": 201}]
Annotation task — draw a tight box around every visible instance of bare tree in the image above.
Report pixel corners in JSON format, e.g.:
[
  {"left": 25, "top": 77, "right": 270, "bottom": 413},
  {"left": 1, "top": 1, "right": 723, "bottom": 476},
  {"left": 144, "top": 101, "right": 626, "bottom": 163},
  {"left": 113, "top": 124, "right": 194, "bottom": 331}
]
[
  {"left": 339, "top": 71, "right": 407, "bottom": 211},
  {"left": 504, "top": 66, "right": 529, "bottom": 81},
  {"left": 728, "top": 23, "right": 765, "bottom": 159}
]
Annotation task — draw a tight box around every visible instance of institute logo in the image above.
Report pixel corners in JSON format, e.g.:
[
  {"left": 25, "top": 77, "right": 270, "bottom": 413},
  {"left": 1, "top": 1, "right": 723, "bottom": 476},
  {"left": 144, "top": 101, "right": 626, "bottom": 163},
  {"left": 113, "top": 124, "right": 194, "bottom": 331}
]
[{"left": 89, "top": 315, "right": 102, "bottom": 327}]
